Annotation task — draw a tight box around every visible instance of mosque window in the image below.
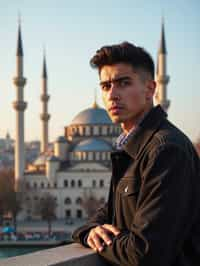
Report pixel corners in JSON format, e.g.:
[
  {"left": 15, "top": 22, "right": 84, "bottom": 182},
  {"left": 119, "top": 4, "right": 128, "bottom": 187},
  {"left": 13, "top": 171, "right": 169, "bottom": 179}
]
[
  {"left": 77, "top": 209, "right": 82, "bottom": 218},
  {"left": 26, "top": 182, "right": 30, "bottom": 189},
  {"left": 65, "top": 209, "right": 71, "bottom": 218},
  {"left": 33, "top": 182, "right": 37, "bottom": 189},
  {"left": 78, "top": 180, "right": 82, "bottom": 187},
  {"left": 92, "top": 180, "right": 96, "bottom": 187},
  {"left": 90, "top": 127, "right": 93, "bottom": 135},
  {"left": 54, "top": 182, "right": 57, "bottom": 188},
  {"left": 76, "top": 197, "right": 82, "bottom": 204},
  {"left": 65, "top": 197, "right": 71, "bottom": 204},
  {"left": 64, "top": 180, "right": 68, "bottom": 187},
  {"left": 100, "top": 180, "right": 104, "bottom": 188},
  {"left": 99, "top": 127, "right": 102, "bottom": 135},
  {"left": 47, "top": 183, "right": 50, "bottom": 188},
  {"left": 71, "top": 180, "right": 75, "bottom": 187},
  {"left": 76, "top": 127, "right": 80, "bottom": 136},
  {"left": 41, "top": 182, "right": 44, "bottom": 188}
]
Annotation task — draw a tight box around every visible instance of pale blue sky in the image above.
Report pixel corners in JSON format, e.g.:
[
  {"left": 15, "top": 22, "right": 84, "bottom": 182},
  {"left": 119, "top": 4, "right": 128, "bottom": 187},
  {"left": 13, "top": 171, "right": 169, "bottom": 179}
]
[{"left": 0, "top": 0, "right": 199, "bottom": 142}]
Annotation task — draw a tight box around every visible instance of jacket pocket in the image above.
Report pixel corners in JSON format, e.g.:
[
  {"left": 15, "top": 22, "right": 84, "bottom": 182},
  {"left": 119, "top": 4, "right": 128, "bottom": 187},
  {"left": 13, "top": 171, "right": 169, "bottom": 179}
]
[
  {"left": 118, "top": 177, "right": 140, "bottom": 196},
  {"left": 116, "top": 177, "right": 140, "bottom": 227}
]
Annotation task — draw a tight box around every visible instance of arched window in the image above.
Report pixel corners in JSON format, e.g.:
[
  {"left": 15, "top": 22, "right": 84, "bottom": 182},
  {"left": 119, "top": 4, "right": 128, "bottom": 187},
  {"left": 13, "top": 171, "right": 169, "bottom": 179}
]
[
  {"left": 76, "top": 197, "right": 82, "bottom": 204},
  {"left": 65, "top": 197, "right": 71, "bottom": 204},
  {"left": 54, "top": 182, "right": 57, "bottom": 188},
  {"left": 64, "top": 180, "right": 68, "bottom": 187},
  {"left": 33, "top": 182, "right": 37, "bottom": 189},
  {"left": 100, "top": 179, "right": 104, "bottom": 188},
  {"left": 71, "top": 180, "right": 75, "bottom": 187},
  {"left": 41, "top": 182, "right": 44, "bottom": 188},
  {"left": 78, "top": 180, "right": 82, "bottom": 187},
  {"left": 26, "top": 182, "right": 30, "bottom": 189}
]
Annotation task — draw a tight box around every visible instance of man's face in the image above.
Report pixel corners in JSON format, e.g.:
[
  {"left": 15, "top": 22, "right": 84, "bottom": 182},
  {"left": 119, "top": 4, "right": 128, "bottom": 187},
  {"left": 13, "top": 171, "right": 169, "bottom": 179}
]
[{"left": 100, "top": 63, "right": 155, "bottom": 132}]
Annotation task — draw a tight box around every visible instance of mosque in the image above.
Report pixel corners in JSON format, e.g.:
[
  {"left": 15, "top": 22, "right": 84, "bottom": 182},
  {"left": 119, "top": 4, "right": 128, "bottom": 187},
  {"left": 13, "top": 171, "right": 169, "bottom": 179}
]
[{"left": 13, "top": 21, "right": 170, "bottom": 220}]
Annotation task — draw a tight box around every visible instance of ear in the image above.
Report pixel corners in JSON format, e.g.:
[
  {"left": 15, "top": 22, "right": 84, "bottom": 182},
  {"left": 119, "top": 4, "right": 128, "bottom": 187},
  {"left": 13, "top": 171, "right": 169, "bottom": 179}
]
[{"left": 146, "top": 80, "right": 156, "bottom": 99}]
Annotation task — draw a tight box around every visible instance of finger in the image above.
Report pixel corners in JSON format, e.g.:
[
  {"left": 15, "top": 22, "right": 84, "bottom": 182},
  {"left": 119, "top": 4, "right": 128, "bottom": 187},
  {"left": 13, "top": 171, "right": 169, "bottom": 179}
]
[
  {"left": 95, "top": 227, "right": 112, "bottom": 246},
  {"left": 92, "top": 232, "right": 104, "bottom": 252},
  {"left": 102, "top": 224, "right": 121, "bottom": 236},
  {"left": 87, "top": 236, "right": 97, "bottom": 252}
]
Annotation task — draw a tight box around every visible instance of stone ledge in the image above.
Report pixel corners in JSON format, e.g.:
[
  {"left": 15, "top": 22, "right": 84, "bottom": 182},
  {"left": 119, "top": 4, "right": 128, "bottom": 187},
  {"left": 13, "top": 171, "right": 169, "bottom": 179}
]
[{"left": 0, "top": 243, "right": 109, "bottom": 266}]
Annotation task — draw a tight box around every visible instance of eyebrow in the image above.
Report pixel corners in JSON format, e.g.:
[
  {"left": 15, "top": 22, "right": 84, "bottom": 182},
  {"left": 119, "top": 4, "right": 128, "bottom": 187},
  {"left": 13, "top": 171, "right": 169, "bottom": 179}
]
[{"left": 99, "top": 76, "right": 132, "bottom": 86}]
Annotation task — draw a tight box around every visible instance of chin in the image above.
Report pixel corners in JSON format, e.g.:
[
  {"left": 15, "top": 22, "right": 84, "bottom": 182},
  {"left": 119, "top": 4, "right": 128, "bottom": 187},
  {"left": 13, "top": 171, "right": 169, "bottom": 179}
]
[{"left": 110, "top": 116, "right": 122, "bottom": 124}]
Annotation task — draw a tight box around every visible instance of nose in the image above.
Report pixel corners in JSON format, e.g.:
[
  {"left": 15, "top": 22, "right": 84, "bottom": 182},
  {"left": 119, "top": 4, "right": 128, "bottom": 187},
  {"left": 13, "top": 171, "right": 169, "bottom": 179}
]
[{"left": 108, "top": 83, "right": 119, "bottom": 101}]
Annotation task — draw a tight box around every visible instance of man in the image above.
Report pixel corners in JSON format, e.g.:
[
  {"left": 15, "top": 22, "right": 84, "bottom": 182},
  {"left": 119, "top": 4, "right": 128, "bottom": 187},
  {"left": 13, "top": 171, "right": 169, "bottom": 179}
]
[{"left": 72, "top": 42, "right": 200, "bottom": 266}]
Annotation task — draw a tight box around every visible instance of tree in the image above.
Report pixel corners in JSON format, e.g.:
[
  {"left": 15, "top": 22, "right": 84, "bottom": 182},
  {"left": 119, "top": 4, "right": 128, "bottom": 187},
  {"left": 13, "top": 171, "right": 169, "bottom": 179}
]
[
  {"left": 5, "top": 192, "right": 22, "bottom": 232},
  {"left": 37, "top": 193, "right": 57, "bottom": 237},
  {"left": 0, "top": 168, "right": 23, "bottom": 232}
]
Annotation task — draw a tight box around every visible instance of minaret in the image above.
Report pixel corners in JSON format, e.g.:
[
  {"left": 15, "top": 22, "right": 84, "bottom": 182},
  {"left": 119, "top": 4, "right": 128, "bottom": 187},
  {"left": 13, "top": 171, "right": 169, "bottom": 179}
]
[
  {"left": 12, "top": 20, "right": 27, "bottom": 192},
  {"left": 40, "top": 51, "right": 50, "bottom": 153},
  {"left": 92, "top": 88, "right": 99, "bottom": 109},
  {"left": 154, "top": 19, "right": 170, "bottom": 111}
]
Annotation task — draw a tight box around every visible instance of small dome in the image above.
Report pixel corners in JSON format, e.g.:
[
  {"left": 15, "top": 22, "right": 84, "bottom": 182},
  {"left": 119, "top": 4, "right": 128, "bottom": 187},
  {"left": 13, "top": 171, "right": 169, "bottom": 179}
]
[
  {"left": 33, "top": 154, "right": 47, "bottom": 166},
  {"left": 71, "top": 106, "right": 112, "bottom": 125},
  {"left": 56, "top": 136, "right": 67, "bottom": 143},
  {"left": 73, "top": 138, "right": 112, "bottom": 152}
]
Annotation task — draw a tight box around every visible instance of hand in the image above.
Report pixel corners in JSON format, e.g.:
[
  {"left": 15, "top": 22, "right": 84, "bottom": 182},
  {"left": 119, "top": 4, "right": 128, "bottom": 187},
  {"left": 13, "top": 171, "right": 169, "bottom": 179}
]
[{"left": 87, "top": 224, "right": 120, "bottom": 252}]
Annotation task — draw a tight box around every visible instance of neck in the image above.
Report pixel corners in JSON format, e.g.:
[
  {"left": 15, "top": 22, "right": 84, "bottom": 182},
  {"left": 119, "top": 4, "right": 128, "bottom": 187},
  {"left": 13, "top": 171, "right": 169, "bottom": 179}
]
[{"left": 121, "top": 104, "right": 153, "bottom": 135}]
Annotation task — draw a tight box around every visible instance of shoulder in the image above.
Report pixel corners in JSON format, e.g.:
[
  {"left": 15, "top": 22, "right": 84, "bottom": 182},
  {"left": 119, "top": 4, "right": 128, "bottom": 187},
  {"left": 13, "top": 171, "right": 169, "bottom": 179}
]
[{"left": 148, "top": 119, "right": 195, "bottom": 157}]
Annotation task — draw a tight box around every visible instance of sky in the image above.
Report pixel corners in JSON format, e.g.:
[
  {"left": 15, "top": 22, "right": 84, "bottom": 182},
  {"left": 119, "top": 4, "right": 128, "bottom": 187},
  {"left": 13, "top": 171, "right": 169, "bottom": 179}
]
[{"left": 0, "top": 0, "right": 199, "bottom": 142}]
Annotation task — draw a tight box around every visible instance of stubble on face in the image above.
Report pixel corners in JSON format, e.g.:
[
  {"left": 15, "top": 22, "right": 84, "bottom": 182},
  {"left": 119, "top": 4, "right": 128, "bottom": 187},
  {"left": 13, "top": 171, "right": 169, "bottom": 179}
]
[{"left": 100, "top": 63, "right": 155, "bottom": 133}]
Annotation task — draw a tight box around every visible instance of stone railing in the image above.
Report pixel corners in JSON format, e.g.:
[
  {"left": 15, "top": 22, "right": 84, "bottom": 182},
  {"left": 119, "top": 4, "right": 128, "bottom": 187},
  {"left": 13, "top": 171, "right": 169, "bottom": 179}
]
[{"left": 0, "top": 243, "right": 109, "bottom": 266}]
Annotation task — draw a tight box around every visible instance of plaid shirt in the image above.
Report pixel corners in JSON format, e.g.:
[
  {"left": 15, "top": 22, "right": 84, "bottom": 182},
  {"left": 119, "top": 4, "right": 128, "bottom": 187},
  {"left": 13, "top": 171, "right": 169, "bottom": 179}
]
[{"left": 115, "top": 109, "right": 152, "bottom": 150}]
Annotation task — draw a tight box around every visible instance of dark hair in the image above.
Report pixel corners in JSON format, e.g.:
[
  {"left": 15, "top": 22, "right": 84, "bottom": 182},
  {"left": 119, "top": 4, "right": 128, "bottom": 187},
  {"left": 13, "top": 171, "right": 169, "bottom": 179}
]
[{"left": 90, "top": 41, "right": 154, "bottom": 78}]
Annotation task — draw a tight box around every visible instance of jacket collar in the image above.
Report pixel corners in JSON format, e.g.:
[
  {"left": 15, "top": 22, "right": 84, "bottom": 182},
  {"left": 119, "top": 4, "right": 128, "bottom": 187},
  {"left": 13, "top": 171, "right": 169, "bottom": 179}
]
[{"left": 122, "top": 105, "right": 167, "bottom": 159}]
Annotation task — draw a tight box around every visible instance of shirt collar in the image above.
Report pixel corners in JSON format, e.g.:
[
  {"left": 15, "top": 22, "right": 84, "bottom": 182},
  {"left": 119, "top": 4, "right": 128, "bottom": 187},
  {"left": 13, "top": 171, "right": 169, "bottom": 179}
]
[{"left": 115, "top": 107, "right": 153, "bottom": 150}]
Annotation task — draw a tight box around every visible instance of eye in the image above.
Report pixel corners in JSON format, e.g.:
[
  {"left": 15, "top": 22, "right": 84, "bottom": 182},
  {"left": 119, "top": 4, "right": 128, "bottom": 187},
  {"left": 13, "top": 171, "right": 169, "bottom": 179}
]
[
  {"left": 119, "top": 79, "right": 131, "bottom": 87},
  {"left": 101, "top": 83, "right": 111, "bottom": 91}
]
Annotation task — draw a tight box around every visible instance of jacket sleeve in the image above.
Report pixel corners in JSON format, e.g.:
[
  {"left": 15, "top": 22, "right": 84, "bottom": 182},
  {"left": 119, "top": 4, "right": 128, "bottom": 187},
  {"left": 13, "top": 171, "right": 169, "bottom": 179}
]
[
  {"left": 72, "top": 199, "right": 110, "bottom": 246},
  {"left": 98, "top": 144, "right": 194, "bottom": 266}
]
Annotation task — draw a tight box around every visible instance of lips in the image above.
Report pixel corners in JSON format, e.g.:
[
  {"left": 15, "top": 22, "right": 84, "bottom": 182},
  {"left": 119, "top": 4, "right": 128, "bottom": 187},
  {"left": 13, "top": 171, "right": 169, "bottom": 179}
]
[{"left": 109, "top": 105, "right": 124, "bottom": 114}]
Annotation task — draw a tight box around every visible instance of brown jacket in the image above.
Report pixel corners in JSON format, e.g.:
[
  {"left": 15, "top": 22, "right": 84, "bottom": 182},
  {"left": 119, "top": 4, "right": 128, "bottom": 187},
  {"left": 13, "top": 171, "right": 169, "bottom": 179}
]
[{"left": 73, "top": 105, "right": 200, "bottom": 266}]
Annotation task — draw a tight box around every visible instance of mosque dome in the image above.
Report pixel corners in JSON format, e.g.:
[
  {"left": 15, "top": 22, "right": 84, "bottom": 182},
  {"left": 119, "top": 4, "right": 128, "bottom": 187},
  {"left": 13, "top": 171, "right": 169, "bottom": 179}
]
[
  {"left": 73, "top": 138, "right": 112, "bottom": 152},
  {"left": 71, "top": 105, "right": 112, "bottom": 125}
]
